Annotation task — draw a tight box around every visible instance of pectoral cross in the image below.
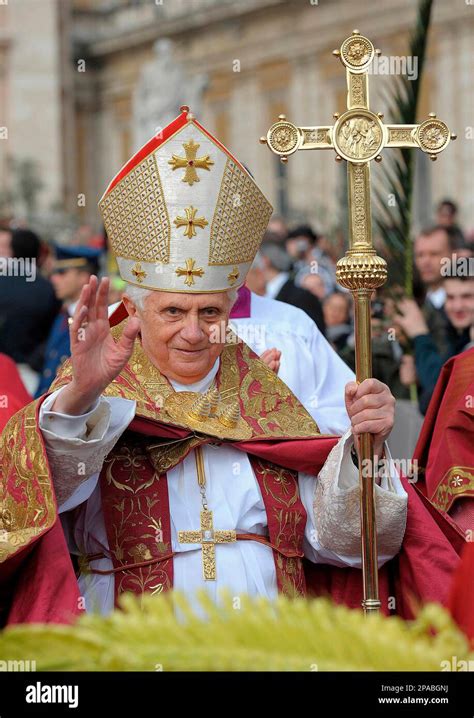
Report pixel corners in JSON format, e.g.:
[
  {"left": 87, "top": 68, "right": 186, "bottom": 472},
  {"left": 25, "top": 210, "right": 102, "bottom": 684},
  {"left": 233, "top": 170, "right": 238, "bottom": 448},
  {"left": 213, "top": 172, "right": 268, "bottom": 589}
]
[
  {"left": 178, "top": 510, "right": 237, "bottom": 580},
  {"left": 178, "top": 446, "right": 237, "bottom": 580},
  {"left": 261, "top": 30, "right": 456, "bottom": 615}
]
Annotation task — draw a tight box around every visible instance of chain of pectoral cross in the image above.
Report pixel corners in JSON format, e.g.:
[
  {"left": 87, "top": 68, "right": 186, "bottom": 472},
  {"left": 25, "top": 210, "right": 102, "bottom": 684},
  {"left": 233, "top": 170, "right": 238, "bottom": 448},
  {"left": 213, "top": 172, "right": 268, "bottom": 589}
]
[
  {"left": 178, "top": 444, "right": 237, "bottom": 580},
  {"left": 177, "top": 377, "right": 239, "bottom": 580}
]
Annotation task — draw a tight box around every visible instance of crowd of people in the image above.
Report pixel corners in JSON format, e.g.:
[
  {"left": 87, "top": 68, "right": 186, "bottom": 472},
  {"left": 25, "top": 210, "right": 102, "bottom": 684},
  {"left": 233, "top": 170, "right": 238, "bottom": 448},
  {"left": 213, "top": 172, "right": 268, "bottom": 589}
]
[
  {"left": 0, "top": 225, "right": 124, "bottom": 399},
  {"left": 0, "top": 198, "right": 473, "bottom": 421},
  {"left": 246, "top": 199, "right": 474, "bottom": 417}
]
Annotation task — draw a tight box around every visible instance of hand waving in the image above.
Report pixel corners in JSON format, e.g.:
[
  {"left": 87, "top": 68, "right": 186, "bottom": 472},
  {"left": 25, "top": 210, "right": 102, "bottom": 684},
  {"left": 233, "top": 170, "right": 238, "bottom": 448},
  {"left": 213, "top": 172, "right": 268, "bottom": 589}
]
[{"left": 52, "top": 276, "right": 140, "bottom": 415}]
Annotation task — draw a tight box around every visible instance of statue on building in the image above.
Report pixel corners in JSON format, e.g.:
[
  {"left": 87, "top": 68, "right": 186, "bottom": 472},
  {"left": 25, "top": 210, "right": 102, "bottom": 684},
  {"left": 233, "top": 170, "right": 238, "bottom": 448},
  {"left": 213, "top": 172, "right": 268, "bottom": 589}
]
[{"left": 132, "top": 38, "right": 207, "bottom": 150}]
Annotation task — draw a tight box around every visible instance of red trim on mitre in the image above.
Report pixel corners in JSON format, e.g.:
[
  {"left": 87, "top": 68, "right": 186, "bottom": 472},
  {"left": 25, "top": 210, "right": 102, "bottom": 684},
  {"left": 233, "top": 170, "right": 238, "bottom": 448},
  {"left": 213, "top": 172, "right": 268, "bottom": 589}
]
[
  {"left": 191, "top": 116, "right": 247, "bottom": 172},
  {"left": 103, "top": 108, "right": 248, "bottom": 198},
  {"left": 104, "top": 110, "right": 188, "bottom": 195}
]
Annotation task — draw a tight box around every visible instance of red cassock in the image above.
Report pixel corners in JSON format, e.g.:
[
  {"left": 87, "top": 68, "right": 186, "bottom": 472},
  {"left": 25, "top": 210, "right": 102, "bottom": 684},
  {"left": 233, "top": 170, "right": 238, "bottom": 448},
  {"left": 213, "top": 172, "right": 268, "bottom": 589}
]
[
  {"left": 413, "top": 346, "right": 474, "bottom": 637},
  {"left": 447, "top": 540, "right": 474, "bottom": 645},
  {"left": 413, "top": 346, "right": 474, "bottom": 532}
]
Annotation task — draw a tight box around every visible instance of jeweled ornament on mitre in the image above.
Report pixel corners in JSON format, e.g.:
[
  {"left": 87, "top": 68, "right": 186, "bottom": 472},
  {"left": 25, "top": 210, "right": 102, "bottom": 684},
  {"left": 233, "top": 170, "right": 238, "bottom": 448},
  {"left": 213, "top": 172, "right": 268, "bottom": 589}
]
[{"left": 99, "top": 106, "right": 273, "bottom": 293}]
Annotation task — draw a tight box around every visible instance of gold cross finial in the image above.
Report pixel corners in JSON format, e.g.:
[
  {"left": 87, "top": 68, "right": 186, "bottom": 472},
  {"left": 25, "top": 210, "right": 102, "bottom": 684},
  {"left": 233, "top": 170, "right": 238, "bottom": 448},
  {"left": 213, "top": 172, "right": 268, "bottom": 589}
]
[
  {"left": 175, "top": 258, "right": 205, "bottom": 287},
  {"left": 168, "top": 139, "right": 214, "bottom": 186},
  {"left": 178, "top": 510, "right": 237, "bottom": 580},
  {"left": 174, "top": 206, "right": 209, "bottom": 238},
  {"left": 261, "top": 29, "right": 455, "bottom": 617},
  {"left": 261, "top": 33, "right": 455, "bottom": 171}
]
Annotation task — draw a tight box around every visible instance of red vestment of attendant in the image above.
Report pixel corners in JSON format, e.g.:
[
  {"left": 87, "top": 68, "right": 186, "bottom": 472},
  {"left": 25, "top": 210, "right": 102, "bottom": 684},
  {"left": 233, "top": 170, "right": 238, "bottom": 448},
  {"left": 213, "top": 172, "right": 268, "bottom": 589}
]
[{"left": 413, "top": 347, "right": 474, "bottom": 535}]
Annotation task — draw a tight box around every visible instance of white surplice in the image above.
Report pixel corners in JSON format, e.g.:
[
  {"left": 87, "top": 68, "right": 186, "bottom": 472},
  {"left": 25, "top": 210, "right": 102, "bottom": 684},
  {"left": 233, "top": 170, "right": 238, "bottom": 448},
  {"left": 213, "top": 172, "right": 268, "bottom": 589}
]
[
  {"left": 39, "top": 359, "right": 407, "bottom": 615},
  {"left": 229, "top": 292, "right": 354, "bottom": 434}
]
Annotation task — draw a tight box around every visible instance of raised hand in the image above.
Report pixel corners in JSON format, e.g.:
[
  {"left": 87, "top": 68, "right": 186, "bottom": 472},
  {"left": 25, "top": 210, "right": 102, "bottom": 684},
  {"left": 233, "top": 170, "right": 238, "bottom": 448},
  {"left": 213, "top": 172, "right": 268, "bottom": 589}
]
[
  {"left": 393, "top": 298, "right": 429, "bottom": 339},
  {"left": 52, "top": 276, "right": 140, "bottom": 415}
]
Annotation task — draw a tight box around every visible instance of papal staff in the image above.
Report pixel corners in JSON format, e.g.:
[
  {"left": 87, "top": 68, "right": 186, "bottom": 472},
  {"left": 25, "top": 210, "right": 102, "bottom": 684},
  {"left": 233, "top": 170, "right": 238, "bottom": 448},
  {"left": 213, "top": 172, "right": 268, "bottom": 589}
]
[{"left": 260, "top": 30, "right": 456, "bottom": 615}]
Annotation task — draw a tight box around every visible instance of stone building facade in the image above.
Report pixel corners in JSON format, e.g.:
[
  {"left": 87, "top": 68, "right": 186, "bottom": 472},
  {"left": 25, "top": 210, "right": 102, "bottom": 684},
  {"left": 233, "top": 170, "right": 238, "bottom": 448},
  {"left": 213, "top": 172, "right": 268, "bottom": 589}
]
[{"left": 0, "top": 0, "right": 473, "bottom": 235}]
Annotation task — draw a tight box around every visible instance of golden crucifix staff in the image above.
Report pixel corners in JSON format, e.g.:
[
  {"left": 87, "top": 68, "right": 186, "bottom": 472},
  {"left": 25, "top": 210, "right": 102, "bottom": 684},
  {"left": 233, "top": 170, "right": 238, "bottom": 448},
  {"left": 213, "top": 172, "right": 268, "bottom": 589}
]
[{"left": 260, "top": 30, "right": 456, "bottom": 615}]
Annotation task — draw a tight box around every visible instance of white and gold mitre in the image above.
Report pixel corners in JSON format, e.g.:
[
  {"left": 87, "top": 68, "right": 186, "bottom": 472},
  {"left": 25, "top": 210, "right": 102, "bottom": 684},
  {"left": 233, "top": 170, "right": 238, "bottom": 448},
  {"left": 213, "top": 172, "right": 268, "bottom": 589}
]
[{"left": 99, "top": 106, "right": 273, "bottom": 293}]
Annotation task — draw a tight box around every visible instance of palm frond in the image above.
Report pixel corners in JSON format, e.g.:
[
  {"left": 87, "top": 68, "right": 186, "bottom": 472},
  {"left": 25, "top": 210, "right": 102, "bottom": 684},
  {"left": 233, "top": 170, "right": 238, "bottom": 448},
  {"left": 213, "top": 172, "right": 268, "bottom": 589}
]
[
  {"left": 373, "top": 0, "right": 433, "bottom": 293},
  {"left": 0, "top": 592, "right": 471, "bottom": 672}
]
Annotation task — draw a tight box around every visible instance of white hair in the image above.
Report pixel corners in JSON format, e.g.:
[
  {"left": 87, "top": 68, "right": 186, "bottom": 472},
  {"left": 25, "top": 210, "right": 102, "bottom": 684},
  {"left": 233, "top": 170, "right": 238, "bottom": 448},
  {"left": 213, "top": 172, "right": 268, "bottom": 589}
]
[
  {"left": 123, "top": 284, "right": 152, "bottom": 310},
  {"left": 124, "top": 284, "right": 239, "bottom": 311}
]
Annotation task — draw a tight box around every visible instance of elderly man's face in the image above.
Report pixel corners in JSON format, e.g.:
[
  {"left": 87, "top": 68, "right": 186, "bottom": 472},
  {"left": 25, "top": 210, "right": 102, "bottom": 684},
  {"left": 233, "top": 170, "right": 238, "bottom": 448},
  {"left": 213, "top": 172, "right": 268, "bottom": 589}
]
[{"left": 123, "top": 291, "right": 231, "bottom": 384}]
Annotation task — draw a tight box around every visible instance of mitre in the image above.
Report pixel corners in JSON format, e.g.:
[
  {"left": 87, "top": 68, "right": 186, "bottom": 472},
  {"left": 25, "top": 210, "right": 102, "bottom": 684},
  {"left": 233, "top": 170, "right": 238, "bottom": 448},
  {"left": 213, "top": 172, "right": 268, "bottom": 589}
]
[{"left": 99, "top": 106, "right": 273, "bottom": 293}]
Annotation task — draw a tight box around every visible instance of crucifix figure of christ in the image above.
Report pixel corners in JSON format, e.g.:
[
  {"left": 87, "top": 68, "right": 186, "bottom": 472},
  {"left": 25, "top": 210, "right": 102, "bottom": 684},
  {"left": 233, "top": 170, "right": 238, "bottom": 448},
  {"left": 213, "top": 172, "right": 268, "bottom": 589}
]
[{"left": 260, "top": 30, "right": 456, "bottom": 615}]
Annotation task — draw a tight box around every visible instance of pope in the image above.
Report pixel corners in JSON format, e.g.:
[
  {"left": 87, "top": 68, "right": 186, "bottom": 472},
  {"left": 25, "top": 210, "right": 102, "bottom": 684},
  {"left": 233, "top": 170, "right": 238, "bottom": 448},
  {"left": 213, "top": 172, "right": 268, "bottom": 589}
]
[{"left": 0, "top": 108, "right": 459, "bottom": 624}]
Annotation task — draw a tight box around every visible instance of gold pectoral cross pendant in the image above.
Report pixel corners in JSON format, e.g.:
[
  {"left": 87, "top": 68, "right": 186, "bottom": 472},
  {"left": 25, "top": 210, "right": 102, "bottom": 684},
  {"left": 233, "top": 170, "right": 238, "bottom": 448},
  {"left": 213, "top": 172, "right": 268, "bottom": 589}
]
[{"left": 178, "top": 509, "right": 237, "bottom": 581}]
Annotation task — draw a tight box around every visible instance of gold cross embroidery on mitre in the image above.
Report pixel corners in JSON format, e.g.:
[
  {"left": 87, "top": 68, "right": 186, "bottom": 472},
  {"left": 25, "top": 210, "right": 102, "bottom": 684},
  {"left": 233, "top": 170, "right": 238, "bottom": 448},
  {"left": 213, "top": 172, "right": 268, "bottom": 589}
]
[
  {"left": 178, "top": 446, "right": 236, "bottom": 580},
  {"left": 168, "top": 139, "right": 214, "bottom": 186},
  {"left": 227, "top": 266, "right": 240, "bottom": 285},
  {"left": 131, "top": 262, "right": 147, "bottom": 283},
  {"left": 174, "top": 206, "right": 208, "bottom": 238},
  {"left": 175, "top": 258, "right": 205, "bottom": 287}
]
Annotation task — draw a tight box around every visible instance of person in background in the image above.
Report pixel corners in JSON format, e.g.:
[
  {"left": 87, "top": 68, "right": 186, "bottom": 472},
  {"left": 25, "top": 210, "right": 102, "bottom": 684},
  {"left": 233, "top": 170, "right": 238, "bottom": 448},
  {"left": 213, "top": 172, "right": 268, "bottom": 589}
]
[
  {"left": 298, "top": 272, "right": 327, "bottom": 301},
  {"left": 0, "top": 228, "right": 60, "bottom": 394},
  {"left": 414, "top": 225, "right": 458, "bottom": 356},
  {"left": 340, "top": 293, "right": 411, "bottom": 402},
  {"left": 415, "top": 225, "right": 456, "bottom": 309},
  {"left": 323, "top": 292, "right": 352, "bottom": 352},
  {"left": 435, "top": 199, "right": 465, "bottom": 248},
  {"left": 339, "top": 291, "right": 424, "bottom": 459},
  {"left": 0, "top": 226, "right": 12, "bottom": 258},
  {"left": 286, "top": 224, "right": 337, "bottom": 297},
  {"left": 267, "top": 215, "right": 289, "bottom": 243},
  {"left": 244, "top": 253, "right": 267, "bottom": 296},
  {"left": 413, "top": 343, "right": 474, "bottom": 538},
  {"left": 395, "top": 275, "right": 474, "bottom": 414},
  {"left": 35, "top": 245, "right": 102, "bottom": 397},
  {"left": 259, "top": 241, "right": 326, "bottom": 334}
]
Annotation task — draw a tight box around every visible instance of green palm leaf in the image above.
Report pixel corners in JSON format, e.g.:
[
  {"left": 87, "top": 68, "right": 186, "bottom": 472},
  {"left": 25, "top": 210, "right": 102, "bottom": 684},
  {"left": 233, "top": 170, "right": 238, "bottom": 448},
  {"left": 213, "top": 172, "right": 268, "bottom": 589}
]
[
  {"left": 0, "top": 593, "right": 471, "bottom": 672},
  {"left": 373, "top": 0, "right": 433, "bottom": 294}
]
